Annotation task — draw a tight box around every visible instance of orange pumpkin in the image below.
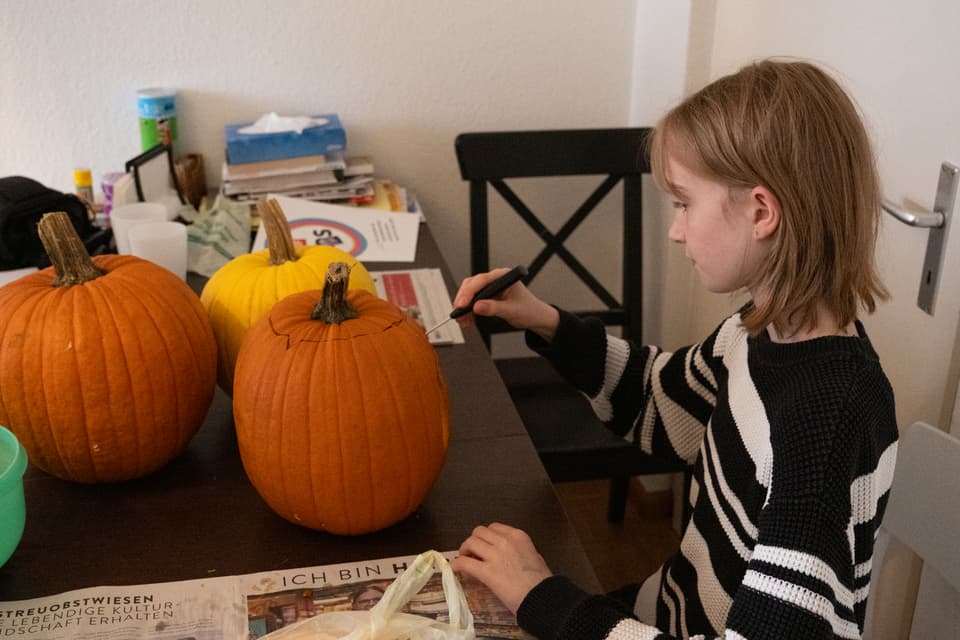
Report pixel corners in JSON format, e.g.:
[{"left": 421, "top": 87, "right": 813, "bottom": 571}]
[
  {"left": 233, "top": 263, "right": 449, "bottom": 535},
  {"left": 0, "top": 212, "right": 217, "bottom": 482}
]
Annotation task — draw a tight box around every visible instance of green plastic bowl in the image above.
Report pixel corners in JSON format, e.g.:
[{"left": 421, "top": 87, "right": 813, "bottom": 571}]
[{"left": 0, "top": 425, "right": 27, "bottom": 567}]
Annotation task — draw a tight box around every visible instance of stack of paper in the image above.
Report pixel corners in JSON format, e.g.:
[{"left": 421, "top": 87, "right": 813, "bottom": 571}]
[
  {"left": 221, "top": 112, "right": 377, "bottom": 203},
  {"left": 222, "top": 153, "right": 375, "bottom": 202}
]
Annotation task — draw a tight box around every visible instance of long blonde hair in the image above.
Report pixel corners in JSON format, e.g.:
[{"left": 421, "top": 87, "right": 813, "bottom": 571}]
[{"left": 649, "top": 59, "right": 889, "bottom": 335}]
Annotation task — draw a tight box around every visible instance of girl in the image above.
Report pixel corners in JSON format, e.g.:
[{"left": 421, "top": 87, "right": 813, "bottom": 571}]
[{"left": 449, "top": 59, "right": 898, "bottom": 640}]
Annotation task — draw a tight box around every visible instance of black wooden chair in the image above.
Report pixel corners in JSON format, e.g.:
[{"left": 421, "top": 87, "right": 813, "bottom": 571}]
[{"left": 455, "top": 128, "right": 689, "bottom": 523}]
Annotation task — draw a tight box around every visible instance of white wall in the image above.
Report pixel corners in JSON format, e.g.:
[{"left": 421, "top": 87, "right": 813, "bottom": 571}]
[
  {"left": 0, "top": 0, "right": 642, "bottom": 292},
  {"left": 629, "top": 1, "right": 696, "bottom": 349}
]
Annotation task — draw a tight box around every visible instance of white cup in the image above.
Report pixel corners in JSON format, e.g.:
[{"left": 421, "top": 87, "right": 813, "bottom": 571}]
[
  {"left": 127, "top": 221, "right": 188, "bottom": 280},
  {"left": 110, "top": 202, "right": 168, "bottom": 254}
]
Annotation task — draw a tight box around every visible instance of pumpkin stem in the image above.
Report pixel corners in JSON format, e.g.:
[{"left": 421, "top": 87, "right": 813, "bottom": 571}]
[
  {"left": 258, "top": 198, "right": 299, "bottom": 265},
  {"left": 38, "top": 211, "right": 104, "bottom": 286},
  {"left": 312, "top": 262, "right": 358, "bottom": 324}
]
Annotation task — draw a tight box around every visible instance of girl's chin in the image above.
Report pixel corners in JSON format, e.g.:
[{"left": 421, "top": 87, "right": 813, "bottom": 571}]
[{"left": 695, "top": 276, "right": 736, "bottom": 295}]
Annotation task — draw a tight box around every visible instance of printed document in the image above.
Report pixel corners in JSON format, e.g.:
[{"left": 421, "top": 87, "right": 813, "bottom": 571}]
[{"left": 251, "top": 195, "right": 420, "bottom": 262}]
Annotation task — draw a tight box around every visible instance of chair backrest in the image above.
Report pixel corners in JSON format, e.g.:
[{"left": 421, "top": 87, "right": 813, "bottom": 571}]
[
  {"left": 867, "top": 421, "right": 960, "bottom": 639},
  {"left": 883, "top": 421, "right": 960, "bottom": 591},
  {"left": 455, "top": 129, "right": 651, "bottom": 347}
]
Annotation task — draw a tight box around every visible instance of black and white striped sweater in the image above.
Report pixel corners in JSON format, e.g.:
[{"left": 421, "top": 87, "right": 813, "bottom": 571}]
[{"left": 516, "top": 307, "right": 898, "bottom": 640}]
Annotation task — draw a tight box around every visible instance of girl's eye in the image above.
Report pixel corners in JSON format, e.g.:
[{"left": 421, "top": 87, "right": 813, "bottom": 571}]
[{"left": 672, "top": 201, "right": 688, "bottom": 212}]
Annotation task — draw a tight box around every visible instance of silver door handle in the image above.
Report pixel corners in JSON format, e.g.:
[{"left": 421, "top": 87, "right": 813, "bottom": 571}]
[
  {"left": 881, "top": 162, "right": 958, "bottom": 314},
  {"left": 881, "top": 198, "right": 944, "bottom": 228}
]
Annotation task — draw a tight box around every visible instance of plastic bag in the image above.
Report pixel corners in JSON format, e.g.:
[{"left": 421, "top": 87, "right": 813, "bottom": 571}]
[
  {"left": 185, "top": 194, "right": 251, "bottom": 277},
  {"left": 264, "top": 551, "right": 475, "bottom": 640}
]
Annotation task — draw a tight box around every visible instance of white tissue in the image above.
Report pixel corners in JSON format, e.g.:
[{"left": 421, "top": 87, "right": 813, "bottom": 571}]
[{"left": 237, "top": 112, "right": 328, "bottom": 135}]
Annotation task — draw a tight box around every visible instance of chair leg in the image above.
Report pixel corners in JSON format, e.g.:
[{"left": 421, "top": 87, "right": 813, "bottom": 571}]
[{"left": 607, "top": 476, "right": 630, "bottom": 523}]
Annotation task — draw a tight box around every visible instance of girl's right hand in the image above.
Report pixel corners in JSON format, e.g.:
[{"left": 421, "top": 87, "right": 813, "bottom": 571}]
[{"left": 453, "top": 268, "right": 560, "bottom": 342}]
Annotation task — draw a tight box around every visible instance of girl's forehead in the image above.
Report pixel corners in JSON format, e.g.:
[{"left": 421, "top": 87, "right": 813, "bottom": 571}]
[
  {"left": 664, "top": 154, "right": 709, "bottom": 192},
  {"left": 666, "top": 154, "right": 752, "bottom": 206}
]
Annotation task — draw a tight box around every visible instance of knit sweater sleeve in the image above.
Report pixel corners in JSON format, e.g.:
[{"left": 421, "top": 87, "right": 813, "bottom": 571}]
[
  {"left": 526, "top": 308, "right": 729, "bottom": 465},
  {"left": 518, "top": 576, "right": 668, "bottom": 640}
]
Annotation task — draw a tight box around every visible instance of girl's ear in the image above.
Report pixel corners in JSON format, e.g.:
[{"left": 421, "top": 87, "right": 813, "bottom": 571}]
[{"left": 750, "top": 185, "right": 781, "bottom": 239}]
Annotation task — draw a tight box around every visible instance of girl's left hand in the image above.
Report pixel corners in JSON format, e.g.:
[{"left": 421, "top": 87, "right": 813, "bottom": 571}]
[{"left": 450, "top": 522, "right": 553, "bottom": 614}]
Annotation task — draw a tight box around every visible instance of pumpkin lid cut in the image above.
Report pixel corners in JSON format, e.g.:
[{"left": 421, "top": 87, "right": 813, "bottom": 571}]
[{"left": 269, "top": 262, "right": 409, "bottom": 344}]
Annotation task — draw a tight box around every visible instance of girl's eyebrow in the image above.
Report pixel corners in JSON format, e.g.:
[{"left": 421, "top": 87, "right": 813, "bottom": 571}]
[{"left": 669, "top": 182, "right": 690, "bottom": 198}]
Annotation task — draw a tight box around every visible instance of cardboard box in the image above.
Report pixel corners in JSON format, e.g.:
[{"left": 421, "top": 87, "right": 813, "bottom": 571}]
[{"left": 225, "top": 113, "right": 346, "bottom": 164}]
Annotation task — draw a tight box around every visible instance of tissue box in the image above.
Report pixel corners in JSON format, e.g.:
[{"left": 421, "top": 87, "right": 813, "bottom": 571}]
[{"left": 225, "top": 113, "right": 346, "bottom": 164}]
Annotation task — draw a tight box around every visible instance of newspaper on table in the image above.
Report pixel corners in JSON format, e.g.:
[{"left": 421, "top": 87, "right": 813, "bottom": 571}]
[
  {"left": 0, "top": 551, "right": 525, "bottom": 640},
  {"left": 370, "top": 269, "right": 465, "bottom": 346}
]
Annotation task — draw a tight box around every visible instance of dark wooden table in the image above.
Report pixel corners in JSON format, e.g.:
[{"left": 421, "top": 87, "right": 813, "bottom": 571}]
[{"left": 0, "top": 223, "right": 599, "bottom": 601}]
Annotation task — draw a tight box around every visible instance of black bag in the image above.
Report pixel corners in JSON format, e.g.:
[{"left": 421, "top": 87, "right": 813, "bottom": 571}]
[{"left": 0, "top": 176, "right": 113, "bottom": 270}]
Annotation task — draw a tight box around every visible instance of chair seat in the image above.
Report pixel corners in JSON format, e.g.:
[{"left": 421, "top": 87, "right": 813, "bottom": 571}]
[{"left": 495, "top": 358, "right": 681, "bottom": 483}]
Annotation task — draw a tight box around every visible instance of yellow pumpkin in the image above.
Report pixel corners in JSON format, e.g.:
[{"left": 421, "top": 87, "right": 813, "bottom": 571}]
[
  {"left": 233, "top": 263, "right": 449, "bottom": 535},
  {"left": 200, "top": 198, "right": 376, "bottom": 392}
]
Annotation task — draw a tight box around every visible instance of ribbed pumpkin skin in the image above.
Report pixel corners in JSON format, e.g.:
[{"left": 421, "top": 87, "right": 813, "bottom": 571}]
[
  {"left": 0, "top": 255, "right": 217, "bottom": 482},
  {"left": 200, "top": 246, "right": 376, "bottom": 392},
  {"left": 233, "top": 289, "right": 450, "bottom": 535}
]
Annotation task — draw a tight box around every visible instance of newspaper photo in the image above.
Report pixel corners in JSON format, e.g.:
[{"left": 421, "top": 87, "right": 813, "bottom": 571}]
[
  {"left": 0, "top": 551, "right": 525, "bottom": 640},
  {"left": 370, "top": 269, "right": 465, "bottom": 346}
]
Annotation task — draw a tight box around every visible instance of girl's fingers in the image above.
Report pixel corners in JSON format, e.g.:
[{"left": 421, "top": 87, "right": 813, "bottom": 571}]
[{"left": 454, "top": 268, "right": 512, "bottom": 308}]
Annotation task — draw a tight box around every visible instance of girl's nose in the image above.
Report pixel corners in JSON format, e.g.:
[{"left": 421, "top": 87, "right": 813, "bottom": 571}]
[{"left": 668, "top": 213, "right": 685, "bottom": 243}]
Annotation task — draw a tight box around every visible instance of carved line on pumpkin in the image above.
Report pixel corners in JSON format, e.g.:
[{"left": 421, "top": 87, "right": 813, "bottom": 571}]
[{"left": 267, "top": 293, "right": 408, "bottom": 350}]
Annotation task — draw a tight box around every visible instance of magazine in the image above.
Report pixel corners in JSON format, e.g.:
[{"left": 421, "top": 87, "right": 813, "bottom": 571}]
[{"left": 0, "top": 551, "right": 525, "bottom": 640}]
